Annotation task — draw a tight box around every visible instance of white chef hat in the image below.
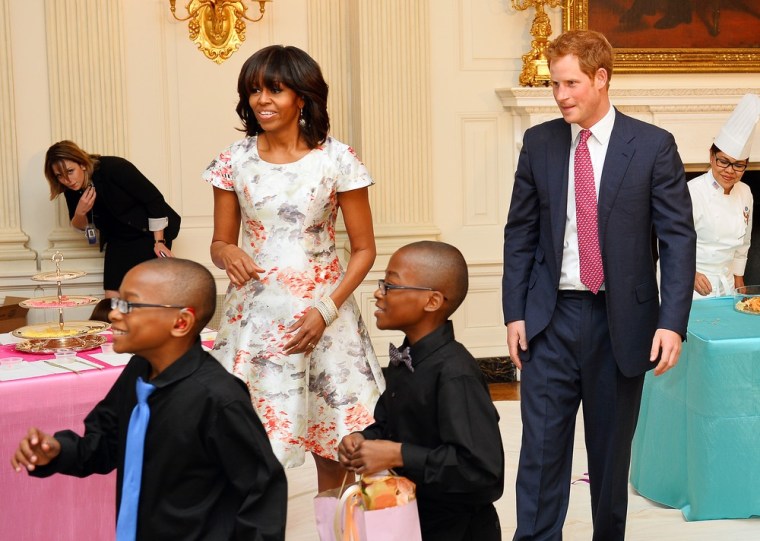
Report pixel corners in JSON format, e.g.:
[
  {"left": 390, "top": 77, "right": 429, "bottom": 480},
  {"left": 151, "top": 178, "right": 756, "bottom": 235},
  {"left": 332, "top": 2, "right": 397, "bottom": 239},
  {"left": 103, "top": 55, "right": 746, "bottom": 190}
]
[{"left": 714, "top": 93, "right": 760, "bottom": 160}]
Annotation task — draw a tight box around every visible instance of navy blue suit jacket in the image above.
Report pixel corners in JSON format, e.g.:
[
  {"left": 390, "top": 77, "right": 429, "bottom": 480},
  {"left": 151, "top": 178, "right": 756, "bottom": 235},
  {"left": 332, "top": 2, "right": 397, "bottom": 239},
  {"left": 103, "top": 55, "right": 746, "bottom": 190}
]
[{"left": 502, "top": 110, "right": 696, "bottom": 377}]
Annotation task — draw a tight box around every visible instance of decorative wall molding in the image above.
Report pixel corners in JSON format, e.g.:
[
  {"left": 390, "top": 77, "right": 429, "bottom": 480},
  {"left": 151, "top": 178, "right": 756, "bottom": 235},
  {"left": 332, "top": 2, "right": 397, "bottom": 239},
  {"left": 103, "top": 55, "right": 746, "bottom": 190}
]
[
  {"left": 496, "top": 86, "right": 760, "bottom": 165},
  {"left": 348, "top": 0, "right": 438, "bottom": 245},
  {"left": 461, "top": 115, "right": 501, "bottom": 227},
  {"left": 42, "top": 0, "right": 128, "bottom": 268},
  {"left": 307, "top": 0, "right": 351, "bottom": 144},
  {"left": 0, "top": 0, "right": 37, "bottom": 275}
]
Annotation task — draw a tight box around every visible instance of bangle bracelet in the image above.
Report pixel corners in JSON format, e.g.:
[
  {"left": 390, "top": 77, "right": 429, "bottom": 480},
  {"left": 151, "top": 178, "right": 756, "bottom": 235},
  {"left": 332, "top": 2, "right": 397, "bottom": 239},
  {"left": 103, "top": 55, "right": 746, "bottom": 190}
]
[
  {"left": 315, "top": 296, "right": 339, "bottom": 326},
  {"left": 155, "top": 239, "right": 166, "bottom": 244}
]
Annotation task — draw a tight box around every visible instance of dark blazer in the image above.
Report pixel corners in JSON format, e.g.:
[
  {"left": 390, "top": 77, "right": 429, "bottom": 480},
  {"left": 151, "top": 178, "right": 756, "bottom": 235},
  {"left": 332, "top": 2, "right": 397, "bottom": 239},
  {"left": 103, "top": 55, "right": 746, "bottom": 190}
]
[
  {"left": 65, "top": 156, "right": 181, "bottom": 246},
  {"left": 502, "top": 110, "right": 696, "bottom": 377}
]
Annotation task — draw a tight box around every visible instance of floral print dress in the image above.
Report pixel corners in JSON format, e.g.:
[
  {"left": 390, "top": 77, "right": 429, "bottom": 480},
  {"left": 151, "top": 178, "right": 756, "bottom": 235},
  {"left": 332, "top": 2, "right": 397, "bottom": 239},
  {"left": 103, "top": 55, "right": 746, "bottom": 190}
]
[{"left": 203, "top": 135, "right": 385, "bottom": 467}]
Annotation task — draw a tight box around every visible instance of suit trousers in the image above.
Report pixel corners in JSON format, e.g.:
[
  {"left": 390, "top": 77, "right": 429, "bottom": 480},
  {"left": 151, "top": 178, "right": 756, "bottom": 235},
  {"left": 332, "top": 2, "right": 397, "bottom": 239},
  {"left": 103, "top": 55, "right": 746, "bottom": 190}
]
[{"left": 513, "top": 291, "right": 644, "bottom": 541}]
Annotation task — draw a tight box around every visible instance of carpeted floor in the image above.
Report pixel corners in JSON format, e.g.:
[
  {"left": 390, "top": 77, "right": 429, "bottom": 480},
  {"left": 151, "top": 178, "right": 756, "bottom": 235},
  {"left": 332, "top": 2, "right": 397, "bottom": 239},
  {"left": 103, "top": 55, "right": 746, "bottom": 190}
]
[{"left": 283, "top": 401, "right": 760, "bottom": 540}]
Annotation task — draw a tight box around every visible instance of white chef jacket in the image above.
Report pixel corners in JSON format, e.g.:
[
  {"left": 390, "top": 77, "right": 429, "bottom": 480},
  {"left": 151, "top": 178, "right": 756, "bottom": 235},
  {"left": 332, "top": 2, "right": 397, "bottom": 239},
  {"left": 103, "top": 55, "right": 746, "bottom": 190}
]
[{"left": 688, "top": 171, "right": 753, "bottom": 299}]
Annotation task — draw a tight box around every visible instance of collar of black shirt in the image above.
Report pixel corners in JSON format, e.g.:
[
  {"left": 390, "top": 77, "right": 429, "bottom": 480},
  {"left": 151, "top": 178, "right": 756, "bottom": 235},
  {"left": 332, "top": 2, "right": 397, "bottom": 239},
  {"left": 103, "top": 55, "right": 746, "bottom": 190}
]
[
  {"left": 401, "top": 320, "right": 456, "bottom": 370},
  {"left": 131, "top": 339, "right": 206, "bottom": 390}
]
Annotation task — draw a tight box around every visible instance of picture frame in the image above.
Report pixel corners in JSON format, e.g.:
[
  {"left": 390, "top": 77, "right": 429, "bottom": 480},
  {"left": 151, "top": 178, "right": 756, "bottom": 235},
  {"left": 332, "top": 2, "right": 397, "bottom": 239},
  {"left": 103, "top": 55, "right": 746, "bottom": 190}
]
[{"left": 563, "top": 0, "right": 760, "bottom": 73}]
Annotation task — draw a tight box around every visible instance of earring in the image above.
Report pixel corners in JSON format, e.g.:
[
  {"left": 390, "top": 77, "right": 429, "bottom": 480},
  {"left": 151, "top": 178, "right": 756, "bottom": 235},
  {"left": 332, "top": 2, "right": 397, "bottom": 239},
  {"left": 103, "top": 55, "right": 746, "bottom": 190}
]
[{"left": 299, "top": 108, "right": 306, "bottom": 128}]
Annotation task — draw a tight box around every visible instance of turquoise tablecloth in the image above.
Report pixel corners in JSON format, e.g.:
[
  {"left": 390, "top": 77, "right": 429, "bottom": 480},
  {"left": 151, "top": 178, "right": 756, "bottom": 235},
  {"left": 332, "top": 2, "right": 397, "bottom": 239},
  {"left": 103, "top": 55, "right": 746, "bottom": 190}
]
[{"left": 630, "top": 297, "right": 760, "bottom": 520}]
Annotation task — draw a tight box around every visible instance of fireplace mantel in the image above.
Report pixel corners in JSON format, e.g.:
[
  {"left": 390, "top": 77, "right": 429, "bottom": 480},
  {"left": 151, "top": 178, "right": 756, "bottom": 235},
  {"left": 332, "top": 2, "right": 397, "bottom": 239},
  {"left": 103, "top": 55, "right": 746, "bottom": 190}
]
[{"left": 496, "top": 87, "right": 760, "bottom": 166}]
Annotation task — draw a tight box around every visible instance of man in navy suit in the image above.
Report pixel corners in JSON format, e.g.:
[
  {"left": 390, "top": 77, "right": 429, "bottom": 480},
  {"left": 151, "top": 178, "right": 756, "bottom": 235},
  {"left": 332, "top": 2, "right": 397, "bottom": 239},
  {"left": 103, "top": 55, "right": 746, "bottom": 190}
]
[{"left": 502, "top": 30, "right": 696, "bottom": 540}]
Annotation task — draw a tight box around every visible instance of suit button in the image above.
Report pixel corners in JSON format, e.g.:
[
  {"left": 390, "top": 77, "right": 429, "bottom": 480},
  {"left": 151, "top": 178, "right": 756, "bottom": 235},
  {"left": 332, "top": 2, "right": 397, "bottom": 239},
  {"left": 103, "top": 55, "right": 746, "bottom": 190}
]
[{"left": 391, "top": 392, "right": 396, "bottom": 398}]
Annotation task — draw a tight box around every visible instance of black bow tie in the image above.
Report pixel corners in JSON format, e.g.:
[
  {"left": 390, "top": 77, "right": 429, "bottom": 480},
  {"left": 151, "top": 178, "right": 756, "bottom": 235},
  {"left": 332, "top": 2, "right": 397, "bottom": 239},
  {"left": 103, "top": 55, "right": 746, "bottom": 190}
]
[{"left": 389, "top": 343, "right": 414, "bottom": 372}]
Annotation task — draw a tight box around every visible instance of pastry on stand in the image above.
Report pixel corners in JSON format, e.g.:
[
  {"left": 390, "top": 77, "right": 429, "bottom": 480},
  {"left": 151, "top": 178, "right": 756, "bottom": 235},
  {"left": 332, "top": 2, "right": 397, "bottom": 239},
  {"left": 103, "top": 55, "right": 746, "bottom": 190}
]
[{"left": 12, "top": 251, "right": 108, "bottom": 353}]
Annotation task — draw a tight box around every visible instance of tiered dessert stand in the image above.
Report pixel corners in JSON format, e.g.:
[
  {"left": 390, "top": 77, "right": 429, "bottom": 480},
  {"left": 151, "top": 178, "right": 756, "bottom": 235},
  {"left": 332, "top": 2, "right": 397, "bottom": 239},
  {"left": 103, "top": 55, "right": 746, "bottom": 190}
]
[{"left": 11, "top": 252, "right": 108, "bottom": 353}]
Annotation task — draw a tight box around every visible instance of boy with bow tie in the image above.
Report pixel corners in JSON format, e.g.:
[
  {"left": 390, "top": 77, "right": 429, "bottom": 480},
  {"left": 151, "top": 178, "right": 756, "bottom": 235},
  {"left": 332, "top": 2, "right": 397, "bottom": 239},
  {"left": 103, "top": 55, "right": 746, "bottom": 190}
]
[
  {"left": 11, "top": 258, "right": 287, "bottom": 540},
  {"left": 338, "top": 241, "right": 505, "bottom": 540}
]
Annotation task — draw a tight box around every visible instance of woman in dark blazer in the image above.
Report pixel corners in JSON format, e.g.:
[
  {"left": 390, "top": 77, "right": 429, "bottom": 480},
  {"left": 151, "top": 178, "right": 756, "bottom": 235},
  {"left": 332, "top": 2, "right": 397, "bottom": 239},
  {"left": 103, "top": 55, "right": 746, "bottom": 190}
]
[{"left": 44, "top": 140, "right": 181, "bottom": 297}]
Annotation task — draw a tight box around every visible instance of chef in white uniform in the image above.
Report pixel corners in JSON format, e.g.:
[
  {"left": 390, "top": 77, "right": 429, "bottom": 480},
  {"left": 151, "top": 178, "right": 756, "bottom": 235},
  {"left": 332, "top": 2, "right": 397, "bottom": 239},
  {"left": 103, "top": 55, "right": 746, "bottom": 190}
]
[{"left": 690, "top": 93, "right": 760, "bottom": 299}]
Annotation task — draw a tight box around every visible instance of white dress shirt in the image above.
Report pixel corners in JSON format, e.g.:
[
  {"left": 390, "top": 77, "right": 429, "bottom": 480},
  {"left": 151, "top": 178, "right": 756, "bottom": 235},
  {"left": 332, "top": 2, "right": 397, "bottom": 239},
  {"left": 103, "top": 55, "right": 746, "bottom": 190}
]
[{"left": 559, "top": 106, "right": 616, "bottom": 291}]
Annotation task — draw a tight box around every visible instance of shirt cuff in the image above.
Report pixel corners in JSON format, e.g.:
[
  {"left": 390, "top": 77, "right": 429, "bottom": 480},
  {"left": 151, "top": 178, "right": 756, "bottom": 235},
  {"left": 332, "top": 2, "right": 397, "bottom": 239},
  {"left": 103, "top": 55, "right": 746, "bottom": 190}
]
[
  {"left": 148, "top": 217, "right": 169, "bottom": 232},
  {"left": 399, "top": 443, "right": 427, "bottom": 477}
]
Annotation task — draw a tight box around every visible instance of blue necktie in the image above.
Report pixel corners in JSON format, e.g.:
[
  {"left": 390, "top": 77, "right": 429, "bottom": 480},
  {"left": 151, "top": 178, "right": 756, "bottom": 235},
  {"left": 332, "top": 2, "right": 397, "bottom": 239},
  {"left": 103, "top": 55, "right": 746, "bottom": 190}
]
[
  {"left": 116, "top": 377, "right": 156, "bottom": 541},
  {"left": 389, "top": 343, "right": 414, "bottom": 372}
]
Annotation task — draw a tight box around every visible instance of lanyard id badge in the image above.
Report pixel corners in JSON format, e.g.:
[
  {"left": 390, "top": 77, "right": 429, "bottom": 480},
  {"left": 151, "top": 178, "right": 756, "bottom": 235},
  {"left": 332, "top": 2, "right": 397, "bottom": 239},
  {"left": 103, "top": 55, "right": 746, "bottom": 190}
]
[{"left": 85, "top": 223, "right": 97, "bottom": 245}]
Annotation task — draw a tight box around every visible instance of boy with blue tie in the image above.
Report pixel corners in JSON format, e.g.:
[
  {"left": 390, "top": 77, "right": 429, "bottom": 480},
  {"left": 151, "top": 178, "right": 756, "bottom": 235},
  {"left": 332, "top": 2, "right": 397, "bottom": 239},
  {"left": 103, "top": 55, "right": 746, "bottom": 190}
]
[
  {"left": 338, "top": 241, "right": 504, "bottom": 540},
  {"left": 11, "top": 258, "right": 287, "bottom": 540}
]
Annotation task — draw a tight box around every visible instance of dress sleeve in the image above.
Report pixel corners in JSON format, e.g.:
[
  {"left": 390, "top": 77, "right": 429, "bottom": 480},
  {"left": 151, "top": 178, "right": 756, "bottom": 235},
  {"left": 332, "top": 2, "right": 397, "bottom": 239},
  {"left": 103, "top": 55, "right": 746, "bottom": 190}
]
[
  {"left": 202, "top": 144, "right": 237, "bottom": 192},
  {"left": 399, "top": 375, "right": 504, "bottom": 498},
  {"left": 335, "top": 143, "right": 374, "bottom": 193},
  {"left": 209, "top": 397, "right": 288, "bottom": 540}
]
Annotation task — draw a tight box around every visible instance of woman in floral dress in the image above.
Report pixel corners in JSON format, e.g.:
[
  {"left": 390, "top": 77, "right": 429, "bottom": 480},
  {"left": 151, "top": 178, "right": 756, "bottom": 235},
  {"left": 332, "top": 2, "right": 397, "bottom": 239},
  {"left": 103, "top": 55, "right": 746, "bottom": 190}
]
[{"left": 204, "top": 45, "right": 385, "bottom": 491}]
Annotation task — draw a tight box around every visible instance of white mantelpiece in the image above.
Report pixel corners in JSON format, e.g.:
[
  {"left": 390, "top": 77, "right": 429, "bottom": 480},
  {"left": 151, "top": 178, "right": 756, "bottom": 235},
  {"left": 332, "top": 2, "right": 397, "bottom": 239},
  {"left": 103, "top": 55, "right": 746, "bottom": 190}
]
[{"left": 496, "top": 87, "right": 760, "bottom": 167}]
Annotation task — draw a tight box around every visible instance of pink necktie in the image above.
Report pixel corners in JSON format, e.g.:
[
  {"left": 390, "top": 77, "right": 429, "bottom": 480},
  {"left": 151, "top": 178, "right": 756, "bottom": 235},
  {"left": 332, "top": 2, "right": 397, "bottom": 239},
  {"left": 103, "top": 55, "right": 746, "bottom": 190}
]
[{"left": 575, "top": 129, "right": 604, "bottom": 293}]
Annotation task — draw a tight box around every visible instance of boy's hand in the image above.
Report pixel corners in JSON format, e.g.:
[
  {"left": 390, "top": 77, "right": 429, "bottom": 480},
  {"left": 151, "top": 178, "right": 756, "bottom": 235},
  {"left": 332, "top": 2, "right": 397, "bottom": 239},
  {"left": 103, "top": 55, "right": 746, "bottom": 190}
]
[
  {"left": 11, "top": 428, "right": 61, "bottom": 472},
  {"left": 342, "top": 439, "right": 403, "bottom": 475},
  {"left": 338, "top": 433, "right": 365, "bottom": 468}
]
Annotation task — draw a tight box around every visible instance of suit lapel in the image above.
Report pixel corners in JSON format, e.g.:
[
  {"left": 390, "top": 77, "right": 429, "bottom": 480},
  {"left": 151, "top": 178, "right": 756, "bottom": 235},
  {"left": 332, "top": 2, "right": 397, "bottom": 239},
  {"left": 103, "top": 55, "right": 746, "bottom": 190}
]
[
  {"left": 549, "top": 123, "right": 572, "bottom": 266},
  {"left": 598, "top": 112, "right": 635, "bottom": 244}
]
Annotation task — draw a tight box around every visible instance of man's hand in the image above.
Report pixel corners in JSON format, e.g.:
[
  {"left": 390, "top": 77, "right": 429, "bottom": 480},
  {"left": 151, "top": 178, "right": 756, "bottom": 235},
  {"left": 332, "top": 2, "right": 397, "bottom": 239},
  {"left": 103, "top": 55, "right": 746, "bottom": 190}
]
[
  {"left": 650, "top": 328, "right": 682, "bottom": 376},
  {"left": 507, "top": 320, "right": 528, "bottom": 370},
  {"left": 11, "top": 428, "right": 60, "bottom": 472}
]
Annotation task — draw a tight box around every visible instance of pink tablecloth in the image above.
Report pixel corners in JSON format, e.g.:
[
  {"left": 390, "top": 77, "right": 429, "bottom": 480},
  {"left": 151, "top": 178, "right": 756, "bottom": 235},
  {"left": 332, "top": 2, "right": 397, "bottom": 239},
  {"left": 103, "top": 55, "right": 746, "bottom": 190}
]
[{"left": 0, "top": 358, "right": 123, "bottom": 541}]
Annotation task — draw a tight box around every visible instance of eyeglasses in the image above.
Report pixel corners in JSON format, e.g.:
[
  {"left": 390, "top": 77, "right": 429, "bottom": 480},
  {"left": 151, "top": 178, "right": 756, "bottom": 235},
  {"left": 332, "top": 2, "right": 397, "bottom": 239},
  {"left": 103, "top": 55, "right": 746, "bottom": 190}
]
[
  {"left": 714, "top": 155, "right": 748, "bottom": 172},
  {"left": 377, "top": 279, "right": 434, "bottom": 296},
  {"left": 110, "top": 297, "right": 187, "bottom": 314}
]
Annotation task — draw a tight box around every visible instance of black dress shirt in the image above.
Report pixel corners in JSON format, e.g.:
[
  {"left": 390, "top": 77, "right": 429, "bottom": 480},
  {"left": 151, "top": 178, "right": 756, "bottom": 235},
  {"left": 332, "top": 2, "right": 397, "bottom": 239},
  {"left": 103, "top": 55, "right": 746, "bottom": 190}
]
[
  {"left": 32, "top": 341, "right": 287, "bottom": 540},
  {"left": 360, "top": 321, "right": 504, "bottom": 538}
]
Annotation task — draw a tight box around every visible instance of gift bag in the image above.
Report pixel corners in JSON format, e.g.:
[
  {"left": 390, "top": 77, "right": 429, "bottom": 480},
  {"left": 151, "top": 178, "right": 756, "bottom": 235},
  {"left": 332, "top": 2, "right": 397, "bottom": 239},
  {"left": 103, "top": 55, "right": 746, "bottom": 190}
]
[
  {"left": 315, "top": 474, "right": 363, "bottom": 541},
  {"left": 314, "top": 486, "right": 345, "bottom": 541},
  {"left": 334, "top": 472, "right": 423, "bottom": 541}
]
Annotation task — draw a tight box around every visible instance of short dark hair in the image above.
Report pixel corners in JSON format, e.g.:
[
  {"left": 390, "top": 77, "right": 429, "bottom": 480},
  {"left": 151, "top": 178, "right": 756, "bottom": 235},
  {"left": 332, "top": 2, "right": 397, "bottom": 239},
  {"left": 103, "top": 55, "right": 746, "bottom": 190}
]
[
  {"left": 236, "top": 45, "right": 329, "bottom": 148},
  {"left": 547, "top": 30, "right": 614, "bottom": 88},
  {"left": 43, "top": 140, "right": 101, "bottom": 200},
  {"left": 140, "top": 258, "right": 217, "bottom": 333},
  {"left": 401, "top": 241, "right": 469, "bottom": 318}
]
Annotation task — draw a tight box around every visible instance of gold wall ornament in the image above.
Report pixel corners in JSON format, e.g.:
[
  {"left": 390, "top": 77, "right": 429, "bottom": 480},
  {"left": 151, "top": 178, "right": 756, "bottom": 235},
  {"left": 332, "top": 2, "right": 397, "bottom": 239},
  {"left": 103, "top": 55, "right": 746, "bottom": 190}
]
[
  {"left": 169, "top": 0, "right": 271, "bottom": 64},
  {"left": 511, "top": 0, "right": 563, "bottom": 87}
]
